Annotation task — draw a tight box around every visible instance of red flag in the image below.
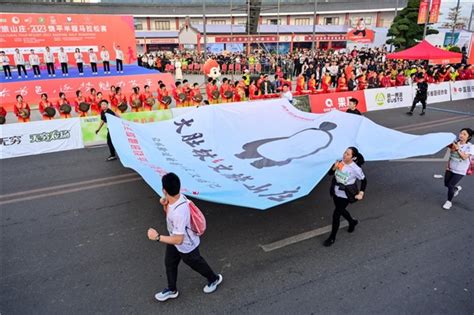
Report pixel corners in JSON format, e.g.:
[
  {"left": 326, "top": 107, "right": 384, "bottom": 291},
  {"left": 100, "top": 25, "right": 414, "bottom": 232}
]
[
  {"left": 418, "top": 0, "right": 429, "bottom": 24},
  {"left": 429, "top": 0, "right": 441, "bottom": 23}
]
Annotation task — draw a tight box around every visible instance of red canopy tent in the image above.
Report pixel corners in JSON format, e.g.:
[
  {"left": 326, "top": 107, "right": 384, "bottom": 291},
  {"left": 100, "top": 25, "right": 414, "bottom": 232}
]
[{"left": 387, "top": 40, "right": 462, "bottom": 65}]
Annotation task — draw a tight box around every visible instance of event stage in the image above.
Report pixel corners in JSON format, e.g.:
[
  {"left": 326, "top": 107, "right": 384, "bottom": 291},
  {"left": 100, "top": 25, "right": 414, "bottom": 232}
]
[{"left": 0, "top": 65, "right": 175, "bottom": 111}]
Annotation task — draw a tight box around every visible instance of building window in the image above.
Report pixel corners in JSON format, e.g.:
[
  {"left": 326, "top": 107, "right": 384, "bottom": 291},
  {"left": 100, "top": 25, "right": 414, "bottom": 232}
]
[
  {"left": 267, "top": 19, "right": 280, "bottom": 25},
  {"left": 324, "top": 17, "right": 339, "bottom": 25},
  {"left": 295, "top": 18, "right": 310, "bottom": 26},
  {"left": 134, "top": 22, "right": 143, "bottom": 30},
  {"left": 211, "top": 20, "right": 226, "bottom": 25},
  {"left": 155, "top": 20, "right": 170, "bottom": 30}
]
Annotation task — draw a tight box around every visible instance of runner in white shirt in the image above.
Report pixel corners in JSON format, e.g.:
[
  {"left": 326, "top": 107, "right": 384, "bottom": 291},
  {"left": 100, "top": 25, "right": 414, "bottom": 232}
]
[
  {"left": 325, "top": 147, "right": 367, "bottom": 247},
  {"left": 147, "top": 173, "right": 223, "bottom": 302},
  {"left": 114, "top": 44, "right": 124, "bottom": 73},
  {"left": 281, "top": 84, "right": 293, "bottom": 103},
  {"left": 14, "top": 48, "right": 28, "bottom": 79},
  {"left": 28, "top": 49, "right": 41, "bottom": 78},
  {"left": 0, "top": 51, "right": 12, "bottom": 79},
  {"left": 100, "top": 46, "right": 110, "bottom": 74},
  {"left": 442, "top": 128, "right": 473, "bottom": 210},
  {"left": 74, "top": 48, "right": 84, "bottom": 76},
  {"left": 44, "top": 46, "right": 56, "bottom": 77},
  {"left": 88, "top": 48, "right": 98, "bottom": 75},
  {"left": 58, "top": 47, "right": 69, "bottom": 76}
]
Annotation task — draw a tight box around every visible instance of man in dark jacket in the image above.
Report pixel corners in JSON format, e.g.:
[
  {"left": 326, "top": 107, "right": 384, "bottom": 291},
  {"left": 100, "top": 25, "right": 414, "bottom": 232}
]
[{"left": 407, "top": 74, "right": 428, "bottom": 116}]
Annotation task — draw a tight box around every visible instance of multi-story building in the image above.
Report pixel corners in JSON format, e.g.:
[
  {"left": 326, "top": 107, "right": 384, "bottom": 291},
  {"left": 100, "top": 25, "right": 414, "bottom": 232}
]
[{"left": 2, "top": 0, "right": 406, "bottom": 52}]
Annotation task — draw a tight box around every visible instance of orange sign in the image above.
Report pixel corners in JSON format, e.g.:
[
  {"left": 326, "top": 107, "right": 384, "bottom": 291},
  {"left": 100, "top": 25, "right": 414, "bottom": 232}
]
[
  {"left": 418, "top": 0, "right": 430, "bottom": 24},
  {"left": 429, "top": 0, "right": 442, "bottom": 23},
  {"left": 0, "top": 13, "right": 136, "bottom": 63}
]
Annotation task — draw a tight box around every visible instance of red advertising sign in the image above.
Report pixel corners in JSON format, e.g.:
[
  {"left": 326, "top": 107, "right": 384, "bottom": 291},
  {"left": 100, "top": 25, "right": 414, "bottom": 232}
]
[
  {"left": 215, "top": 35, "right": 279, "bottom": 43},
  {"left": 346, "top": 29, "right": 375, "bottom": 43},
  {"left": 469, "top": 36, "right": 474, "bottom": 65},
  {"left": 0, "top": 73, "right": 175, "bottom": 111},
  {"left": 0, "top": 13, "right": 137, "bottom": 63},
  {"left": 303, "top": 35, "right": 347, "bottom": 41},
  {"left": 429, "top": 0, "right": 442, "bottom": 23},
  {"left": 418, "top": 0, "right": 430, "bottom": 24},
  {"left": 309, "top": 91, "right": 367, "bottom": 114}
]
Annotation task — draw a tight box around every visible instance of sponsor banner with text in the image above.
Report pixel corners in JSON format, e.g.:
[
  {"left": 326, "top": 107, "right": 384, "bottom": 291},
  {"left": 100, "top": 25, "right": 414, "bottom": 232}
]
[
  {"left": 450, "top": 80, "right": 474, "bottom": 101},
  {"left": 413, "top": 81, "right": 451, "bottom": 104},
  {"left": 364, "top": 86, "right": 413, "bottom": 112},
  {"left": 0, "top": 117, "right": 83, "bottom": 159},
  {"left": 80, "top": 109, "right": 173, "bottom": 146},
  {"left": 309, "top": 90, "right": 367, "bottom": 113}
]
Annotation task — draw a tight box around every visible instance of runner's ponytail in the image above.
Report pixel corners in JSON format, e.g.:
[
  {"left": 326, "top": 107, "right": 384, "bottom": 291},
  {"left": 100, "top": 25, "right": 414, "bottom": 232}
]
[{"left": 349, "top": 146, "right": 365, "bottom": 167}]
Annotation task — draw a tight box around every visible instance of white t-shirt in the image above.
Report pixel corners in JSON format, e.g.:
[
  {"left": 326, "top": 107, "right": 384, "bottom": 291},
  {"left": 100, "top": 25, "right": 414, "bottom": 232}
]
[
  {"left": 1, "top": 55, "right": 10, "bottom": 66},
  {"left": 448, "top": 142, "right": 473, "bottom": 175},
  {"left": 166, "top": 195, "right": 200, "bottom": 253},
  {"left": 100, "top": 50, "right": 110, "bottom": 61},
  {"left": 334, "top": 162, "right": 365, "bottom": 199},
  {"left": 58, "top": 51, "right": 68, "bottom": 63},
  {"left": 282, "top": 91, "right": 293, "bottom": 102},
  {"left": 115, "top": 49, "right": 124, "bottom": 60},
  {"left": 89, "top": 52, "right": 98, "bottom": 63},
  {"left": 29, "top": 54, "right": 40, "bottom": 66},
  {"left": 74, "top": 52, "right": 83, "bottom": 63},
  {"left": 44, "top": 51, "right": 54, "bottom": 63},
  {"left": 14, "top": 53, "right": 25, "bottom": 65}
]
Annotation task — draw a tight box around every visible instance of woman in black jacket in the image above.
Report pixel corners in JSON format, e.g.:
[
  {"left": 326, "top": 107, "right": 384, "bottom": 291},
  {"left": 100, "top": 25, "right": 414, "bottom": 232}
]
[{"left": 324, "top": 147, "right": 367, "bottom": 247}]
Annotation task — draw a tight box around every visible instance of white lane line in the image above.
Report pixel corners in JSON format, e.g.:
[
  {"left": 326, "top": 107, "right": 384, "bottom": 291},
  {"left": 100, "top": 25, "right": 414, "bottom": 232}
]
[
  {"left": 0, "top": 173, "right": 138, "bottom": 199},
  {"left": 0, "top": 177, "right": 142, "bottom": 206},
  {"left": 260, "top": 221, "right": 348, "bottom": 252},
  {"left": 398, "top": 116, "right": 473, "bottom": 132},
  {"left": 390, "top": 148, "right": 450, "bottom": 163}
]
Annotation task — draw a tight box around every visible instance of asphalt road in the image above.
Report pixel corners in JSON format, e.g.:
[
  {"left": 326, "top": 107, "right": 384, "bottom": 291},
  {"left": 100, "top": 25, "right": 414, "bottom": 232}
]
[{"left": 1, "top": 99, "right": 473, "bottom": 314}]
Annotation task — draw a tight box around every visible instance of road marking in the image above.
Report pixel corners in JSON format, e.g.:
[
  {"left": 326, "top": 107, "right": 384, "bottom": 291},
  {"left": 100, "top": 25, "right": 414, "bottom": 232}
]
[
  {"left": 394, "top": 115, "right": 469, "bottom": 131},
  {"left": 396, "top": 116, "right": 473, "bottom": 132},
  {"left": 0, "top": 177, "right": 142, "bottom": 206},
  {"left": 428, "top": 107, "right": 474, "bottom": 116},
  {"left": 0, "top": 173, "right": 138, "bottom": 200},
  {"left": 390, "top": 148, "right": 450, "bottom": 162},
  {"left": 260, "top": 221, "right": 348, "bottom": 252}
]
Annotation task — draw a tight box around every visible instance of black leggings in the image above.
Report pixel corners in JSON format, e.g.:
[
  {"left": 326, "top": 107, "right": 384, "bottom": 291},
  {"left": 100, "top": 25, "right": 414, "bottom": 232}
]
[
  {"left": 116, "top": 59, "right": 123, "bottom": 72},
  {"left": 3, "top": 65, "right": 11, "bottom": 77},
  {"left": 32, "top": 65, "right": 40, "bottom": 75},
  {"left": 77, "top": 62, "right": 83, "bottom": 74},
  {"left": 329, "top": 196, "right": 356, "bottom": 240},
  {"left": 46, "top": 62, "right": 55, "bottom": 75},
  {"left": 91, "top": 62, "right": 97, "bottom": 73},
  {"left": 106, "top": 131, "right": 116, "bottom": 157},
  {"left": 103, "top": 61, "right": 110, "bottom": 72},
  {"left": 17, "top": 64, "right": 27, "bottom": 76},
  {"left": 61, "top": 62, "right": 68, "bottom": 74},
  {"left": 444, "top": 170, "right": 463, "bottom": 201},
  {"left": 165, "top": 244, "right": 218, "bottom": 291}
]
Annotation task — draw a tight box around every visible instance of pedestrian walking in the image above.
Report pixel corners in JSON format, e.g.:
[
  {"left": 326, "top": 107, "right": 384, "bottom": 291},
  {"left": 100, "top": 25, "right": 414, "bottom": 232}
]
[
  {"left": 147, "top": 172, "right": 223, "bottom": 302},
  {"left": 324, "top": 147, "right": 367, "bottom": 247},
  {"left": 407, "top": 74, "right": 428, "bottom": 116},
  {"left": 95, "top": 100, "right": 119, "bottom": 161},
  {"left": 442, "top": 128, "right": 473, "bottom": 210}
]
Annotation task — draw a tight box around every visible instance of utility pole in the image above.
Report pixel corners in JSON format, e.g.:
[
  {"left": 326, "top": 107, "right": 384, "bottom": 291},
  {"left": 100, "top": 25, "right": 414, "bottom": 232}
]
[
  {"left": 450, "top": 0, "right": 461, "bottom": 45},
  {"left": 311, "top": 0, "right": 318, "bottom": 51},
  {"left": 276, "top": 0, "right": 280, "bottom": 58},
  {"left": 422, "top": 0, "right": 432, "bottom": 39},
  {"left": 203, "top": 0, "right": 207, "bottom": 60},
  {"left": 390, "top": 0, "right": 399, "bottom": 52}
]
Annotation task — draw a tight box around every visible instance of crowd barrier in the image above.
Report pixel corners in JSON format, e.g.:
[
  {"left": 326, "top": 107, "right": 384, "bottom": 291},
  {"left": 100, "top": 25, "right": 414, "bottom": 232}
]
[{"left": 1, "top": 80, "right": 472, "bottom": 159}]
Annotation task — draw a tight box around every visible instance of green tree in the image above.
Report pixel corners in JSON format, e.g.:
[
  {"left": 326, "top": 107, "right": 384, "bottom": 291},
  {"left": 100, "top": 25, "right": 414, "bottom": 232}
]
[{"left": 386, "top": 0, "right": 439, "bottom": 50}]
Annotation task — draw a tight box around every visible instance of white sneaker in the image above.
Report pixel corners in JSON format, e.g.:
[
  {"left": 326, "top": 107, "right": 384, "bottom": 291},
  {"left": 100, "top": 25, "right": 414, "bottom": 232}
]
[
  {"left": 48, "top": 74, "right": 51, "bottom": 77},
  {"left": 203, "top": 274, "right": 223, "bottom": 294},
  {"left": 453, "top": 186, "right": 462, "bottom": 198},
  {"left": 442, "top": 201, "right": 452, "bottom": 210},
  {"left": 18, "top": 76, "right": 22, "bottom": 79},
  {"left": 25, "top": 75, "right": 28, "bottom": 78},
  {"left": 53, "top": 74, "right": 56, "bottom": 77},
  {"left": 155, "top": 288, "right": 179, "bottom": 302}
]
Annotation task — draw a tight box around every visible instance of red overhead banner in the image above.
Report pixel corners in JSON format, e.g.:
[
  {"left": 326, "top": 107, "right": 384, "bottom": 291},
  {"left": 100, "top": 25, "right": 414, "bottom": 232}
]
[
  {"left": 429, "top": 0, "right": 442, "bottom": 24},
  {"left": 418, "top": 0, "right": 430, "bottom": 24}
]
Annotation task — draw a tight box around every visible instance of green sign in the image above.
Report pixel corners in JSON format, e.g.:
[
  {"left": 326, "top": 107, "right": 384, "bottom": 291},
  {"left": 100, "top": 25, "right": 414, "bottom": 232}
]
[
  {"left": 81, "top": 110, "right": 173, "bottom": 146},
  {"left": 375, "top": 93, "right": 385, "bottom": 106}
]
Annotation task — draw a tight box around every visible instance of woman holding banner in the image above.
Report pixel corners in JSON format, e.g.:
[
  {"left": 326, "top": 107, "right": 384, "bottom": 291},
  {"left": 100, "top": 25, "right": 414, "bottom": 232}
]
[{"left": 324, "top": 147, "right": 367, "bottom": 247}]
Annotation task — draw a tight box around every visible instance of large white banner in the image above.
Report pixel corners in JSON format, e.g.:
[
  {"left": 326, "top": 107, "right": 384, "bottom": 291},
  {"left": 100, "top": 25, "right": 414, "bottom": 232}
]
[
  {"left": 0, "top": 118, "right": 84, "bottom": 159},
  {"left": 450, "top": 80, "right": 474, "bottom": 101},
  {"left": 364, "top": 86, "right": 413, "bottom": 112},
  {"left": 417, "top": 81, "right": 451, "bottom": 104}
]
